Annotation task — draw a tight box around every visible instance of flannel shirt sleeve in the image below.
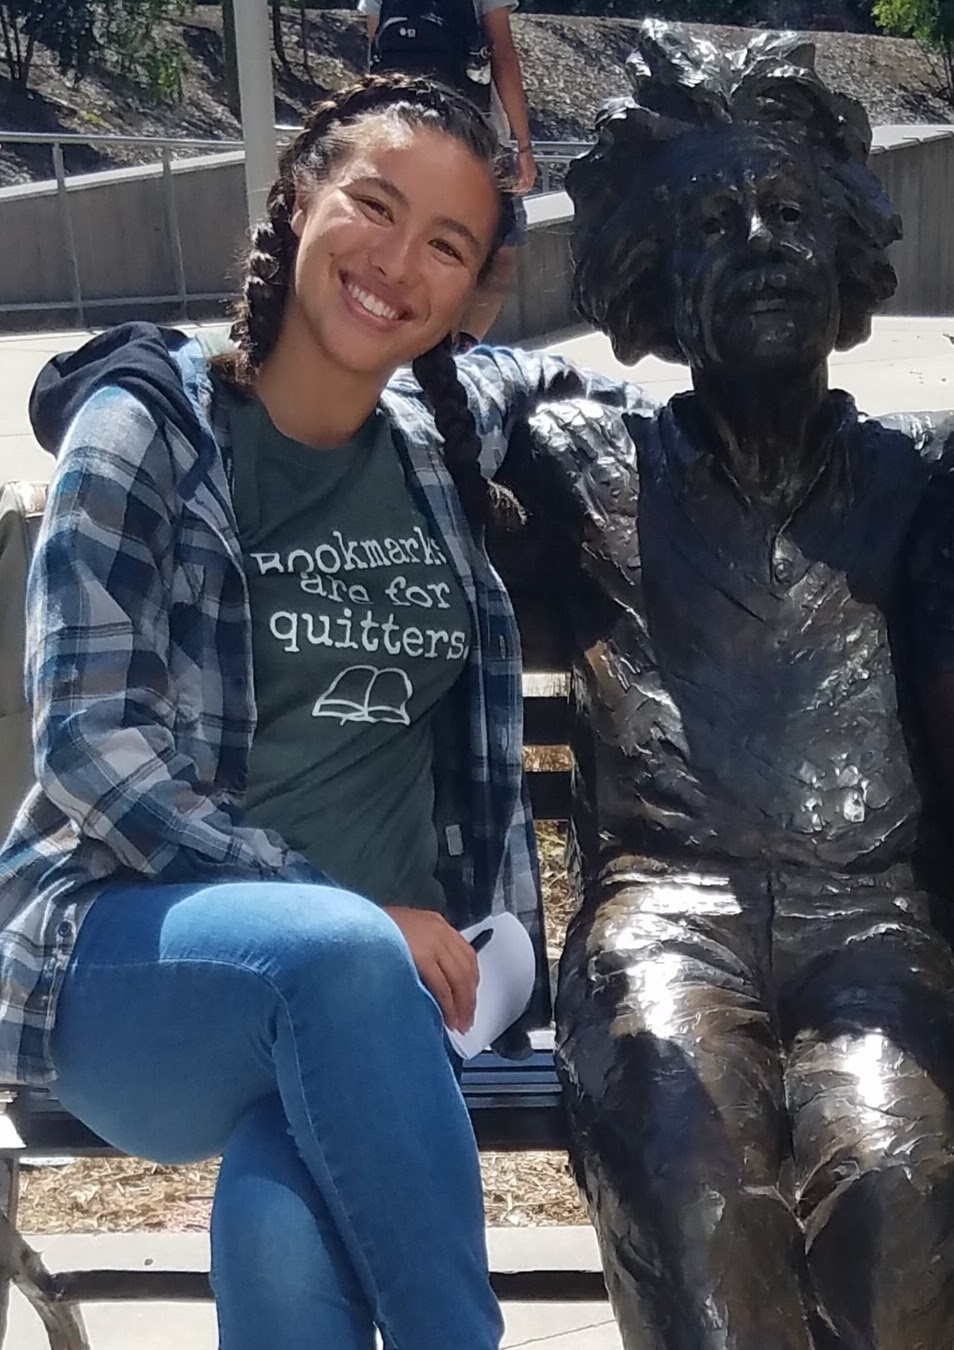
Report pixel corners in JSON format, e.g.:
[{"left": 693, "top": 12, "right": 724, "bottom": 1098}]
[
  {"left": 27, "top": 388, "right": 329, "bottom": 885},
  {"left": 456, "top": 346, "right": 656, "bottom": 464},
  {"left": 455, "top": 345, "right": 656, "bottom": 525}
]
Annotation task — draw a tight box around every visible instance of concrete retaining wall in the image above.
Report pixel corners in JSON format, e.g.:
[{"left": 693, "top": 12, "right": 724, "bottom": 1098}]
[
  {"left": 0, "top": 151, "right": 248, "bottom": 331},
  {"left": 1, "top": 125, "right": 952, "bottom": 339},
  {"left": 873, "top": 128, "right": 954, "bottom": 316}
]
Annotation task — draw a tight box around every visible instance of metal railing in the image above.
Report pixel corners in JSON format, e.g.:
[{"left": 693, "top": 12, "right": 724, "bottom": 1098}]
[
  {"left": 0, "top": 129, "right": 587, "bottom": 327},
  {"left": 0, "top": 130, "right": 246, "bottom": 325},
  {"left": 528, "top": 142, "right": 585, "bottom": 194}
]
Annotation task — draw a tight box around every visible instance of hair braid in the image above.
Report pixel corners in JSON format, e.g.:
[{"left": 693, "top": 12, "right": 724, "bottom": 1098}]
[
  {"left": 225, "top": 84, "right": 410, "bottom": 391},
  {"left": 227, "top": 182, "right": 296, "bottom": 389},
  {"left": 413, "top": 338, "right": 524, "bottom": 535}
]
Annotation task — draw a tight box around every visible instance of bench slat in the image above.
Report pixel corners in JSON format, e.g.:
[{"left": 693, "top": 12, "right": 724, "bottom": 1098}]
[
  {"left": 0, "top": 1105, "right": 571, "bottom": 1158},
  {"left": 1, "top": 1043, "right": 568, "bottom": 1157},
  {"left": 523, "top": 695, "right": 570, "bottom": 747},
  {"left": 51, "top": 1265, "right": 605, "bottom": 1304},
  {"left": 527, "top": 770, "right": 571, "bottom": 820}
]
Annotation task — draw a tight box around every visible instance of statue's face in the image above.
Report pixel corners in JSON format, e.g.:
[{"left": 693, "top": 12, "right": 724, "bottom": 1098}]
[{"left": 662, "top": 127, "right": 841, "bottom": 373}]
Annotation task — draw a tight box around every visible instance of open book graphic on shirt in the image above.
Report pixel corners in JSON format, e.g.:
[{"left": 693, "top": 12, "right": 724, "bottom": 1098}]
[{"left": 312, "top": 665, "right": 412, "bottom": 726}]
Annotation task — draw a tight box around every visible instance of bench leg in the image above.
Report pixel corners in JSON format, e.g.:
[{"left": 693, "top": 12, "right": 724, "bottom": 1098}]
[
  {"left": 0, "top": 1160, "right": 91, "bottom": 1350},
  {"left": 0, "top": 1157, "right": 17, "bottom": 1346}
]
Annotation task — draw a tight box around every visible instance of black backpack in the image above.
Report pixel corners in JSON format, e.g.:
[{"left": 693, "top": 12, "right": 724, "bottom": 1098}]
[{"left": 371, "top": 0, "right": 493, "bottom": 113}]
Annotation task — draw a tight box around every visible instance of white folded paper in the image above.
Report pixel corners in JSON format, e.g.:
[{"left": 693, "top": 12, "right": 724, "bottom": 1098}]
[{"left": 447, "top": 912, "right": 536, "bottom": 1060}]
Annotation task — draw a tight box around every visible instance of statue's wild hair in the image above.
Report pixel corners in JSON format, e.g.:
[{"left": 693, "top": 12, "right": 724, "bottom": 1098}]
[{"left": 567, "top": 21, "right": 902, "bottom": 362}]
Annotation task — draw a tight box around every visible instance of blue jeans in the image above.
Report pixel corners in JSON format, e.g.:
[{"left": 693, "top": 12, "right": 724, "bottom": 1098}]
[{"left": 50, "top": 880, "right": 503, "bottom": 1350}]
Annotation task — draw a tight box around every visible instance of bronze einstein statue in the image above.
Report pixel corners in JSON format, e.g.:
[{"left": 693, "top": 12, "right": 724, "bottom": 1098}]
[{"left": 502, "top": 21, "right": 954, "bottom": 1350}]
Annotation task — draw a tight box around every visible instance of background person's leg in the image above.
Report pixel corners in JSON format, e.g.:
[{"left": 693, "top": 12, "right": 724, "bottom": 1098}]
[
  {"left": 458, "top": 245, "right": 519, "bottom": 345},
  {"left": 556, "top": 870, "right": 814, "bottom": 1350},
  {"left": 212, "top": 1096, "right": 376, "bottom": 1350},
  {"left": 457, "top": 197, "right": 527, "bottom": 345},
  {"left": 51, "top": 879, "right": 502, "bottom": 1350},
  {"left": 779, "top": 885, "right": 954, "bottom": 1350}
]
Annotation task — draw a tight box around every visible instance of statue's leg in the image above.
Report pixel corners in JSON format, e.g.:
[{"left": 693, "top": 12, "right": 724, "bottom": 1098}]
[
  {"left": 556, "top": 870, "right": 814, "bottom": 1350},
  {"left": 780, "top": 886, "right": 954, "bottom": 1350}
]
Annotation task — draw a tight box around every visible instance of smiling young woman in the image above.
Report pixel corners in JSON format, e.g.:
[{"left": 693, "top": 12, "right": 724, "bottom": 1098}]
[
  {"left": 233, "top": 89, "right": 506, "bottom": 448},
  {"left": 0, "top": 72, "right": 629, "bottom": 1350},
  {"left": 215, "top": 75, "right": 521, "bottom": 528}
]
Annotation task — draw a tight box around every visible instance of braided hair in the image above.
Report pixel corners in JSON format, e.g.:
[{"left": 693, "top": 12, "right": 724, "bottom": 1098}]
[{"left": 218, "top": 73, "right": 516, "bottom": 533}]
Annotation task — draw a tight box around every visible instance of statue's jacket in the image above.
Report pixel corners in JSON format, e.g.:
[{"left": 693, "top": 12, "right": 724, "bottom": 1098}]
[{"left": 503, "top": 387, "right": 954, "bottom": 905}]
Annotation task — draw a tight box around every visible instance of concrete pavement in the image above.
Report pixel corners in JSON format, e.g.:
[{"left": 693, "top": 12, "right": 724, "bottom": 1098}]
[
  {"left": 4, "top": 314, "right": 954, "bottom": 487},
  {"left": 550, "top": 312, "right": 954, "bottom": 414},
  {"left": 9, "top": 1226, "right": 620, "bottom": 1349}
]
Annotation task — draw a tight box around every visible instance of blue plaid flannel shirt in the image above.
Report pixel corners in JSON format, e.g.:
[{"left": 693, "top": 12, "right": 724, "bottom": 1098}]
[{"left": 0, "top": 335, "right": 630, "bottom": 1085}]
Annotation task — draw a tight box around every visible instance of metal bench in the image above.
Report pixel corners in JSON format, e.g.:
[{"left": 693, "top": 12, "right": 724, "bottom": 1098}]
[
  {"left": 0, "top": 534, "right": 607, "bottom": 1345},
  {"left": 0, "top": 1032, "right": 606, "bottom": 1349}
]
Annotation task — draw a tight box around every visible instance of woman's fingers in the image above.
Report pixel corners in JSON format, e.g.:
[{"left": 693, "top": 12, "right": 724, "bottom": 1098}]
[
  {"left": 420, "top": 957, "right": 458, "bottom": 1030},
  {"left": 383, "top": 906, "right": 480, "bottom": 1031},
  {"left": 436, "top": 936, "right": 479, "bottom": 1031}
]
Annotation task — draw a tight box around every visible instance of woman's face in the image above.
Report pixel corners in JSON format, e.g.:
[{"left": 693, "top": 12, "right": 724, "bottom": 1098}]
[{"left": 288, "top": 123, "right": 501, "bottom": 378}]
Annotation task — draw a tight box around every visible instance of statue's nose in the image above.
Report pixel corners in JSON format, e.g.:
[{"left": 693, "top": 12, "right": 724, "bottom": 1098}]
[{"left": 747, "top": 211, "right": 774, "bottom": 250}]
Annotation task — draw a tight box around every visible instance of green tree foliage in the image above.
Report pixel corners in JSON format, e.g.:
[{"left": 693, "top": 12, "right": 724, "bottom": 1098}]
[
  {"left": 0, "top": 0, "right": 188, "bottom": 100},
  {"left": 271, "top": 0, "right": 288, "bottom": 67},
  {"left": 872, "top": 0, "right": 954, "bottom": 101},
  {"left": 514, "top": 0, "right": 754, "bottom": 15},
  {"left": 103, "top": 0, "right": 190, "bottom": 101},
  {"left": 0, "top": 0, "right": 96, "bottom": 88}
]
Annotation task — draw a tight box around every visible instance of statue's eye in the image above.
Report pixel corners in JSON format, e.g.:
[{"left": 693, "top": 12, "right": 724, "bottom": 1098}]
[
  {"left": 777, "top": 202, "right": 802, "bottom": 225},
  {"left": 701, "top": 213, "right": 726, "bottom": 238}
]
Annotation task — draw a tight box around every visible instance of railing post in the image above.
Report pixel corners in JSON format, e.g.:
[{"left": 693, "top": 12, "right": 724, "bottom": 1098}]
[
  {"left": 161, "top": 148, "right": 189, "bottom": 318},
  {"left": 52, "top": 142, "right": 86, "bottom": 328},
  {"left": 233, "top": 0, "right": 279, "bottom": 228}
]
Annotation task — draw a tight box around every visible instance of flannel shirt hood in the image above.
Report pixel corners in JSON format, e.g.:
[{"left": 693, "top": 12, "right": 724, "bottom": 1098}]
[{"left": 29, "top": 322, "right": 204, "bottom": 459}]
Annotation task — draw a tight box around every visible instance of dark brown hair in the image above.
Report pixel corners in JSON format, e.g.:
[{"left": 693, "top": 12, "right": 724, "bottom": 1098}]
[{"left": 217, "top": 73, "right": 516, "bottom": 532}]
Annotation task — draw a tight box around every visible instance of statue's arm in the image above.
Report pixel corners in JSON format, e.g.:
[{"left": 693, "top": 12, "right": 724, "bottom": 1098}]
[
  {"left": 920, "top": 675, "right": 954, "bottom": 812},
  {"left": 455, "top": 347, "right": 653, "bottom": 660},
  {"left": 454, "top": 345, "right": 653, "bottom": 537},
  {"left": 455, "top": 346, "right": 657, "bottom": 507},
  {"left": 498, "top": 394, "right": 647, "bottom": 536},
  {"left": 906, "top": 454, "right": 954, "bottom": 809}
]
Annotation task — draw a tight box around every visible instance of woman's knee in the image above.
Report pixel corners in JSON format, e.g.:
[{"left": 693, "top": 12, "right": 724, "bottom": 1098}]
[
  {"left": 232, "top": 883, "right": 417, "bottom": 1000},
  {"left": 161, "top": 880, "right": 411, "bottom": 982}
]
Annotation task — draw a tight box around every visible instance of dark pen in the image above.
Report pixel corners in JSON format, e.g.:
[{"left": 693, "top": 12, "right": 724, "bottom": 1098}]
[{"left": 470, "top": 928, "right": 492, "bottom": 954}]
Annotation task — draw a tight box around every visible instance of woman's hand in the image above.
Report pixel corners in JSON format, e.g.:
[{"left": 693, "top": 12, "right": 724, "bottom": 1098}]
[{"left": 383, "top": 906, "right": 479, "bottom": 1033}]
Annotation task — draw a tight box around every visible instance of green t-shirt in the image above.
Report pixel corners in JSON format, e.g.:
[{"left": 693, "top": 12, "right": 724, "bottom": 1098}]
[{"left": 224, "top": 389, "right": 472, "bottom": 911}]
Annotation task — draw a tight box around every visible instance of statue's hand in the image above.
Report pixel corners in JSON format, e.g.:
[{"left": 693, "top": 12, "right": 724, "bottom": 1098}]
[{"left": 382, "top": 905, "right": 479, "bottom": 1033}]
